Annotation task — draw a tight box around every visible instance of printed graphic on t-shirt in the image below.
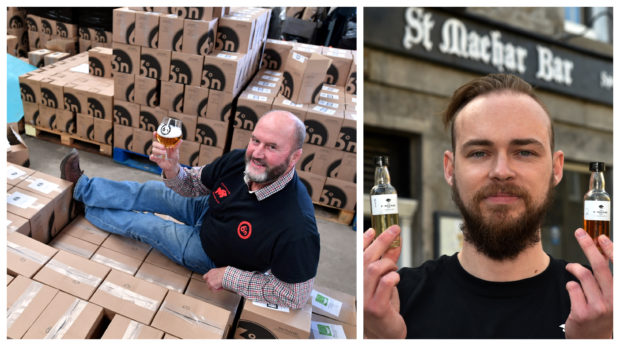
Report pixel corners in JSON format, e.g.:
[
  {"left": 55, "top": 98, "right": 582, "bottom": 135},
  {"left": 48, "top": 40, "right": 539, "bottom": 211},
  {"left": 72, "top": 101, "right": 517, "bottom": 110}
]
[
  {"left": 212, "top": 182, "right": 230, "bottom": 203},
  {"left": 237, "top": 221, "right": 252, "bottom": 240}
]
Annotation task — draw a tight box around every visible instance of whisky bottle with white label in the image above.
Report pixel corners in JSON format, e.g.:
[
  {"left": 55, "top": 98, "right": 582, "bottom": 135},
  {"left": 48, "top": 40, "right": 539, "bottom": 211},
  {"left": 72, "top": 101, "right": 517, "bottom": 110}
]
[
  {"left": 370, "top": 156, "right": 400, "bottom": 247},
  {"left": 584, "top": 162, "right": 611, "bottom": 243}
]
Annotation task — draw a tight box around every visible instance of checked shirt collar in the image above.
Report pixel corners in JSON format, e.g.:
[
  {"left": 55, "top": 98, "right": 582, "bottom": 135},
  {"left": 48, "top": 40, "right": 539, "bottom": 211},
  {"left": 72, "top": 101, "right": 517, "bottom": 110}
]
[{"left": 244, "top": 167, "right": 295, "bottom": 201}]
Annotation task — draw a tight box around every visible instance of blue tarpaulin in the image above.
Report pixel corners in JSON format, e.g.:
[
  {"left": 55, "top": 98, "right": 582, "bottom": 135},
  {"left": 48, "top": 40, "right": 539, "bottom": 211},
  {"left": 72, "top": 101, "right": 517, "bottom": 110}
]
[{"left": 7, "top": 54, "right": 37, "bottom": 123}]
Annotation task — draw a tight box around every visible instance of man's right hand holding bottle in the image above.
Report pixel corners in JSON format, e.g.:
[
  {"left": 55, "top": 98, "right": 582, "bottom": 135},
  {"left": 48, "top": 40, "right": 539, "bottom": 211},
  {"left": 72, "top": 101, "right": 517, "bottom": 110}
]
[{"left": 363, "top": 225, "right": 407, "bottom": 339}]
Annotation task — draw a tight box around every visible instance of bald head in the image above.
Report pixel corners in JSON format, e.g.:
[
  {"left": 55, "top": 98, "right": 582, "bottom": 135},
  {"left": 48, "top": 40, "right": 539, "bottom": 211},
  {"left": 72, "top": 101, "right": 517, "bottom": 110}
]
[{"left": 257, "top": 110, "right": 306, "bottom": 152}]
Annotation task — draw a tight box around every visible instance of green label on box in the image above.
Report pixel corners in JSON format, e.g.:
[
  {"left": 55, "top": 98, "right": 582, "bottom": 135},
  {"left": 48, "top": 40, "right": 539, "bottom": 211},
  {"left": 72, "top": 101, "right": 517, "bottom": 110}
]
[
  {"left": 317, "top": 324, "right": 333, "bottom": 336},
  {"left": 315, "top": 294, "right": 329, "bottom": 306}
]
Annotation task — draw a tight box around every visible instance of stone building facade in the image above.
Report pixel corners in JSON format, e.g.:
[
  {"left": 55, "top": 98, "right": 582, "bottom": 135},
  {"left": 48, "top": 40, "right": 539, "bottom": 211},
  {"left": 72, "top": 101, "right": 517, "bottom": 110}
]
[{"left": 364, "top": 7, "right": 613, "bottom": 267}]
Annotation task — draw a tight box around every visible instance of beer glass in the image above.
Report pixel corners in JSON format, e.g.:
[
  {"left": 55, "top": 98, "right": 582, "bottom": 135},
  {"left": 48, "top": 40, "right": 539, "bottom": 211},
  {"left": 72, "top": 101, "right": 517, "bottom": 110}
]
[{"left": 156, "top": 116, "right": 182, "bottom": 158}]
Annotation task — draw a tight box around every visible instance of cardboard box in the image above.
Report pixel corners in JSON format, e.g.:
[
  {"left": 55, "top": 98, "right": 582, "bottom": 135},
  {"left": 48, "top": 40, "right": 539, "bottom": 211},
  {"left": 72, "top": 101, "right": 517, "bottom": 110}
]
[
  {"left": 101, "top": 314, "right": 165, "bottom": 339},
  {"left": 80, "top": 37, "right": 92, "bottom": 52},
  {"left": 217, "top": 15, "right": 254, "bottom": 53},
  {"left": 234, "top": 91, "right": 272, "bottom": 131},
  {"left": 169, "top": 51, "right": 203, "bottom": 86},
  {"left": 151, "top": 290, "right": 230, "bottom": 338},
  {"left": 53, "top": 108, "right": 73, "bottom": 134},
  {"left": 34, "top": 250, "right": 111, "bottom": 300},
  {"left": 23, "top": 291, "right": 104, "bottom": 339},
  {"left": 309, "top": 285, "right": 356, "bottom": 326},
  {"left": 185, "top": 278, "right": 242, "bottom": 333},
  {"left": 63, "top": 78, "right": 90, "bottom": 114},
  {"left": 333, "top": 110, "right": 356, "bottom": 153},
  {"left": 183, "top": 18, "right": 218, "bottom": 56},
  {"left": 28, "top": 30, "right": 41, "bottom": 50},
  {"left": 113, "top": 8, "right": 137, "bottom": 44},
  {"left": 158, "top": 14, "right": 184, "bottom": 52},
  {"left": 7, "top": 126, "right": 30, "bottom": 166},
  {"left": 8, "top": 212, "right": 30, "bottom": 236},
  {"left": 206, "top": 89, "right": 235, "bottom": 121},
  {"left": 112, "top": 41, "right": 140, "bottom": 75},
  {"left": 90, "top": 269, "right": 167, "bottom": 325},
  {"left": 61, "top": 216, "right": 110, "bottom": 245},
  {"left": 144, "top": 249, "right": 192, "bottom": 277},
  {"left": 230, "top": 128, "right": 251, "bottom": 151},
  {"left": 39, "top": 76, "right": 66, "bottom": 109},
  {"left": 160, "top": 80, "right": 185, "bottom": 112},
  {"left": 140, "top": 47, "right": 171, "bottom": 81},
  {"left": 7, "top": 34, "right": 19, "bottom": 56},
  {"left": 54, "top": 21, "right": 78, "bottom": 39},
  {"left": 297, "top": 171, "right": 326, "bottom": 202},
  {"left": 262, "top": 39, "right": 293, "bottom": 71},
  {"left": 346, "top": 52, "right": 357, "bottom": 95},
  {"left": 76, "top": 112, "right": 95, "bottom": 140},
  {"left": 113, "top": 72, "right": 135, "bottom": 102},
  {"left": 36, "top": 105, "right": 56, "bottom": 130},
  {"left": 7, "top": 162, "right": 36, "bottom": 186},
  {"left": 7, "top": 276, "right": 59, "bottom": 339},
  {"left": 135, "top": 11, "right": 161, "bottom": 48},
  {"left": 90, "top": 27, "right": 113, "bottom": 46},
  {"left": 195, "top": 117, "right": 228, "bottom": 148},
  {"left": 7, "top": 186, "right": 56, "bottom": 243},
  {"left": 22, "top": 101, "right": 39, "bottom": 125},
  {"left": 135, "top": 262, "right": 190, "bottom": 293},
  {"left": 321, "top": 48, "right": 353, "bottom": 87},
  {"left": 139, "top": 105, "right": 167, "bottom": 132},
  {"left": 304, "top": 105, "right": 344, "bottom": 148},
  {"left": 91, "top": 246, "right": 143, "bottom": 275},
  {"left": 297, "top": 143, "right": 332, "bottom": 175},
  {"left": 87, "top": 84, "right": 115, "bottom": 121},
  {"left": 89, "top": 47, "right": 113, "bottom": 78},
  {"left": 198, "top": 144, "right": 224, "bottom": 166},
  {"left": 235, "top": 300, "right": 312, "bottom": 339},
  {"left": 94, "top": 118, "right": 114, "bottom": 145},
  {"left": 7, "top": 231, "right": 57, "bottom": 278},
  {"left": 44, "top": 51, "right": 70, "bottom": 65},
  {"left": 114, "top": 99, "right": 140, "bottom": 127},
  {"left": 183, "top": 84, "right": 209, "bottom": 117},
  {"left": 49, "top": 232, "right": 99, "bottom": 259},
  {"left": 26, "top": 14, "right": 40, "bottom": 33},
  {"left": 28, "top": 48, "right": 53, "bottom": 67},
  {"left": 201, "top": 51, "right": 246, "bottom": 95},
  {"left": 333, "top": 152, "right": 356, "bottom": 183},
  {"left": 178, "top": 139, "right": 201, "bottom": 166},
  {"left": 319, "top": 178, "right": 356, "bottom": 211},
  {"left": 101, "top": 233, "right": 152, "bottom": 261},
  {"left": 134, "top": 75, "right": 160, "bottom": 107},
  {"left": 168, "top": 111, "right": 196, "bottom": 141},
  {"left": 16, "top": 171, "right": 74, "bottom": 237},
  {"left": 20, "top": 72, "right": 46, "bottom": 105},
  {"left": 280, "top": 51, "right": 331, "bottom": 104},
  {"left": 310, "top": 314, "right": 356, "bottom": 339},
  {"left": 114, "top": 124, "right": 134, "bottom": 151}
]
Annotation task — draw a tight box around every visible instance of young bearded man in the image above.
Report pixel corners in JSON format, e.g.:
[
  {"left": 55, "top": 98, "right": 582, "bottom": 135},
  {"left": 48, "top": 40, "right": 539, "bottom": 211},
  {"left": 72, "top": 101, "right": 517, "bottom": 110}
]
[
  {"left": 61, "top": 110, "right": 320, "bottom": 309},
  {"left": 363, "top": 74, "right": 613, "bottom": 338}
]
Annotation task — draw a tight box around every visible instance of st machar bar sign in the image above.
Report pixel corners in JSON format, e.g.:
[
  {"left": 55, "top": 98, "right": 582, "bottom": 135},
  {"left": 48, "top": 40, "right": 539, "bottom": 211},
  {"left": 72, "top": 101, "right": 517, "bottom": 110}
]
[{"left": 365, "top": 7, "right": 613, "bottom": 105}]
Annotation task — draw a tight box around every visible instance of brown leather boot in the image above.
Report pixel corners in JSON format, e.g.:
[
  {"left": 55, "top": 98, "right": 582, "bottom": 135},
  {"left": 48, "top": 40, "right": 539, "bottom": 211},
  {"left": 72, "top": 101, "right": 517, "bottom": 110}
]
[{"left": 60, "top": 148, "right": 84, "bottom": 183}]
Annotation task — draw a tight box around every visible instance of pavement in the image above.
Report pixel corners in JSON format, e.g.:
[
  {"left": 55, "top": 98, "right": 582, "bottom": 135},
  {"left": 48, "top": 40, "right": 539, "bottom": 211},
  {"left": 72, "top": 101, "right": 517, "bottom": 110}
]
[{"left": 22, "top": 134, "right": 356, "bottom": 296}]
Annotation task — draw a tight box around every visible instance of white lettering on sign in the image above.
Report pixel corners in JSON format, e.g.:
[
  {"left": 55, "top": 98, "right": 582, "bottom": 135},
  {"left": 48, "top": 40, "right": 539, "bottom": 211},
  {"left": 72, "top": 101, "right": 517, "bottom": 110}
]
[
  {"left": 600, "top": 71, "right": 613, "bottom": 90},
  {"left": 535, "top": 45, "right": 574, "bottom": 85},
  {"left": 403, "top": 7, "right": 435, "bottom": 51}
]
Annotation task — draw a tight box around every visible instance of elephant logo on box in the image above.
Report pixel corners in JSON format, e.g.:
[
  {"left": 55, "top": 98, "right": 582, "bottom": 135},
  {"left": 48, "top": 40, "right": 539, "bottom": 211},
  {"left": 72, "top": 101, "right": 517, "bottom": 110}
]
[
  {"left": 170, "top": 59, "right": 192, "bottom": 84},
  {"left": 300, "top": 153, "right": 315, "bottom": 172},
  {"left": 139, "top": 111, "right": 159, "bottom": 132},
  {"left": 26, "top": 16, "right": 38, "bottom": 32},
  {"left": 346, "top": 71, "right": 357, "bottom": 95},
  {"left": 125, "top": 22, "right": 136, "bottom": 44},
  {"left": 201, "top": 64, "right": 226, "bottom": 91},
  {"left": 40, "top": 88, "right": 58, "bottom": 108},
  {"left": 114, "top": 104, "right": 132, "bottom": 126},
  {"left": 216, "top": 27, "right": 239, "bottom": 52},
  {"left": 94, "top": 28, "right": 108, "bottom": 43},
  {"left": 262, "top": 49, "right": 282, "bottom": 70},
  {"left": 141, "top": 54, "right": 162, "bottom": 79},
  {"left": 173, "top": 93, "right": 184, "bottom": 113},
  {"left": 237, "top": 320, "right": 276, "bottom": 339},
  {"left": 20, "top": 83, "right": 36, "bottom": 103},
  {"left": 64, "top": 93, "right": 81, "bottom": 113},
  {"left": 146, "top": 87, "right": 159, "bottom": 107},
  {"left": 198, "top": 97, "right": 209, "bottom": 118},
  {"left": 56, "top": 22, "right": 70, "bottom": 38},
  {"left": 41, "top": 19, "right": 53, "bottom": 36},
  {"left": 304, "top": 119, "right": 328, "bottom": 146},
  {"left": 198, "top": 29, "right": 215, "bottom": 55},
  {"left": 89, "top": 57, "right": 105, "bottom": 77},
  {"left": 113, "top": 49, "right": 133, "bottom": 74},
  {"left": 172, "top": 29, "right": 183, "bottom": 51},
  {"left": 335, "top": 126, "right": 356, "bottom": 152},
  {"left": 325, "top": 64, "right": 339, "bottom": 85},
  {"left": 9, "top": 15, "right": 24, "bottom": 29},
  {"left": 280, "top": 71, "right": 294, "bottom": 99},
  {"left": 88, "top": 97, "right": 106, "bottom": 119},
  {"left": 327, "top": 159, "right": 342, "bottom": 178},
  {"left": 148, "top": 25, "right": 159, "bottom": 48},
  {"left": 320, "top": 184, "right": 347, "bottom": 209},
  {"left": 195, "top": 123, "right": 218, "bottom": 146},
  {"left": 126, "top": 83, "right": 135, "bottom": 103},
  {"left": 172, "top": 7, "right": 204, "bottom": 20},
  {"left": 234, "top": 106, "right": 258, "bottom": 131},
  {"left": 79, "top": 27, "right": 90, "bottom": 40}
]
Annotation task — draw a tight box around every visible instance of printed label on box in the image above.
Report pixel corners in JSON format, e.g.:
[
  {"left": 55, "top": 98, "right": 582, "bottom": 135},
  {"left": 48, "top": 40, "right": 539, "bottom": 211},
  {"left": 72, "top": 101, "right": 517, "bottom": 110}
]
[
  {"left": 283, "top": 99, "right": 303, "bottom": 108},
  {"left": 8, "top": 191, "right": 37, "bottom": 209},
  {"left": 265, "top": 70, "right": 282, "bottom": 76},
  {"left": 28, "top": 179, "right": 59, "bottom": 195},
  {"left": 257, "top": 81, "right": 276, "bottom": 88},
  {"left": 312, "top": 105, "right": 336, "bottom": 116},
  {"left": 261, "top": 75, "right": 279, "bottom": 82},
  {"left": 320, "top": 92, "right": 339, "bottom": 100},
  {"left": 250, "top": 86, "right": 272, "bottom": 94},
  {"left": 292, "top": 52, "right": 307, "bottom": 63},
  {"left": 8, "top": 166, "right": 26, "bottom": 180},
  {"left": 322, "top": 86, "right": 339, "bottom": 93},
  {"left": 217, "top": 53, "right": 238, "bottom": 60},
  {"left": 311, "top": 290, "right": 343, "bottom": 316},
  {"left": 252, "top": 301, "right": 290, "bottom": 313},
  {"left": 311, "top": 321, "right": 346, "bottom": 339},
  {"left": 247, "top": 93, "right": 268, "bottom": 102},
  {"left": 318, "top": 100, "right": 339, "bottom": 109}
]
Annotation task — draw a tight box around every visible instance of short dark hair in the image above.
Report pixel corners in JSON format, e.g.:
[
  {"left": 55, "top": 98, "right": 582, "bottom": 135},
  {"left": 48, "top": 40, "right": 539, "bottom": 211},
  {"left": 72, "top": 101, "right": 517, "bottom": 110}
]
[{"left": 443, "top": 73, "right": 554, "bottom": 152}]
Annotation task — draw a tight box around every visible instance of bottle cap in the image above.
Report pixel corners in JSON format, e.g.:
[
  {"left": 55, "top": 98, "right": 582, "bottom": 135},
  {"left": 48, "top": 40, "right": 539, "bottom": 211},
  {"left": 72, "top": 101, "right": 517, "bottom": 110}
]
[
  {"left": 589, "top": 162, "right": 605, "bottom": 172},
  {"left": 375, "top": 156, "right": 389, "bottom": 166}
]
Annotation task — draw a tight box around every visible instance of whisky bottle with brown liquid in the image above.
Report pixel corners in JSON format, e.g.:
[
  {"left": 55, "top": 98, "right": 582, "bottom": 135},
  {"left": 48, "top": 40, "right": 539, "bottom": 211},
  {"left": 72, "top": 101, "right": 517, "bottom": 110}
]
[
  {"left": 370, "top": 156, "right": 400, "bottom": 248},
  {"left": 584, "top": 162, "right": 611, "bottom": 242}
]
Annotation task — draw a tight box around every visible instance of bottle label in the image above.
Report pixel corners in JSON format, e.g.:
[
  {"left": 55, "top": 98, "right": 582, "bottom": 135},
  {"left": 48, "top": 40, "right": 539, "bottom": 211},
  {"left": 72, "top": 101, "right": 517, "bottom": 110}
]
[
  {"left": 584, "top": 200, "right": 611, "bottom": 221},
  {"left": 371, "top": 194, "right": 398, "bottom": 215}
]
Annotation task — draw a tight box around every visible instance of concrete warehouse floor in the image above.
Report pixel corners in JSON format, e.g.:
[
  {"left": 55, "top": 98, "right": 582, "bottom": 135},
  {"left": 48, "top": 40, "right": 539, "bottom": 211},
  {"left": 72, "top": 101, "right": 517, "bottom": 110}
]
[{"left": 22, "top": 135, "right": 357, "bottom": 297}]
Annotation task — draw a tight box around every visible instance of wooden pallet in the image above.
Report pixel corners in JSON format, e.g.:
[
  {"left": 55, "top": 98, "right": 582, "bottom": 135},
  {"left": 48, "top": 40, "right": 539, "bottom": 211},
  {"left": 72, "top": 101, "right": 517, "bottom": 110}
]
[
  {"left": 25, "top": 124, "right": 112, "bottom": 156},
  {"left": 313, "top": 202, "right": 356, "bottom": 226}
]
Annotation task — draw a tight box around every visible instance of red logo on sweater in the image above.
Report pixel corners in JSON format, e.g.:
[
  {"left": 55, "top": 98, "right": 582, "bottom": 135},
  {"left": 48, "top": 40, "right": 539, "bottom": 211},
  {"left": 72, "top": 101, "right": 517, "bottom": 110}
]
[
  {"left": 237, "top": 221, "right": 252, "bottom": 239},
  {"left": 212, "top": 183, "right": 230, "bottom": 204}
]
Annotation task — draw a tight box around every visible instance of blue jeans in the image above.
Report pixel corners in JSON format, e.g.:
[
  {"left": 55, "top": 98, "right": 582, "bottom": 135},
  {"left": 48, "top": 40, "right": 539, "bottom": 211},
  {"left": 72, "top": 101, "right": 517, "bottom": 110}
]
[{"left": 73, "top": 175, "right": 215, "bottom": 274}]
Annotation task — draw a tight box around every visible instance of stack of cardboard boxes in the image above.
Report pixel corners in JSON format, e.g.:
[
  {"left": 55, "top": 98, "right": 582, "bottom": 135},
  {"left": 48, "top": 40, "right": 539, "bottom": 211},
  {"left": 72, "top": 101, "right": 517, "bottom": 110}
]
[
  {"left": 18, "top": 50, "right": 115, "bottom": 154},
  {"left": 112, "top": 7, "right": 271, "bottom": 167},
  {"left": 7, "top": 7, "right": 29, "bottom": 58},
  {"left": 231, "top": 39, "right": 358, "bottom": 211},
  {"left": 24, "top": 13, "right": 79, "bottom": 60}
]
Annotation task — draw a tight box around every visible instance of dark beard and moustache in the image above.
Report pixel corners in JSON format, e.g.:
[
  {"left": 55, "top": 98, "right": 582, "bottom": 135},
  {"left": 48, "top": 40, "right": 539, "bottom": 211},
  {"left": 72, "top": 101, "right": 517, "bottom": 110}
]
[
  {"left": 244, "top": 153, "right": 290, "bottom": 184},
  {"left": 452, "top": 176, "right": 555, "bottom": 261}
]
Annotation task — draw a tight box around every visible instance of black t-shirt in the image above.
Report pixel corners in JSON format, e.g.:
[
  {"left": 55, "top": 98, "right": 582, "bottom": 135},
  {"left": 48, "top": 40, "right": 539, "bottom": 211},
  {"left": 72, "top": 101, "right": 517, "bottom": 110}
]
[
  {"left": 199, "top": 149, "right": 320, "bottom": 284},
  {"left": 398, "top": 254, "right": 577, "bottom": 338}
]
